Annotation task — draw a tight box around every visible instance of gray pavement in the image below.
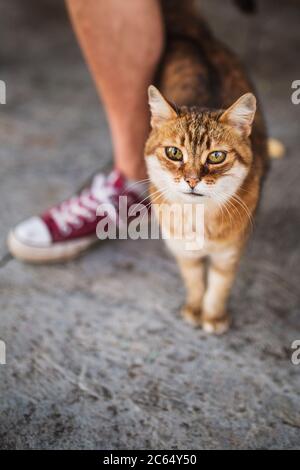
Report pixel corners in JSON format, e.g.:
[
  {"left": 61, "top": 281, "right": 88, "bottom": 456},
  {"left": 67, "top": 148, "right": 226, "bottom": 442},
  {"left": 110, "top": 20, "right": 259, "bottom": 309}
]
[{"left": 0, "top": 0, "right": 300, "bottom": 449}]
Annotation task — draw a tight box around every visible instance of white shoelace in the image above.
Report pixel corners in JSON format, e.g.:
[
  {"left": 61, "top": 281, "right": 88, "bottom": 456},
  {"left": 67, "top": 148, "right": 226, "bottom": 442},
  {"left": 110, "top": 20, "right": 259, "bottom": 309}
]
[{"left": 50, "top": 174, "right": 116, "bottom": 235}]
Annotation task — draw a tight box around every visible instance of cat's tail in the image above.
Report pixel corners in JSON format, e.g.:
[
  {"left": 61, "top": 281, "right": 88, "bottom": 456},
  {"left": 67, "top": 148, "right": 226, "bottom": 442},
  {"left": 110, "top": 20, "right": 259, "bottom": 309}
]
[
  {"left": 161, "top": 0, "right": 212, "bottom": 45},
  {"left": 233, "top": 0, "right": 257, "bottom": 14},
  {"left": 267, "top": 137, "right": 285, "bottom": 159},
  {"left": 160, "top": 0, "right": 256, "bottom": 43}
]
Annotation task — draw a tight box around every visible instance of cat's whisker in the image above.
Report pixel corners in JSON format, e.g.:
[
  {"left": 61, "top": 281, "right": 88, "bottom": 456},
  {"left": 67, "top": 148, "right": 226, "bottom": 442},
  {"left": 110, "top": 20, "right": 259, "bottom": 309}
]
[
  {"left": 213, "top": 189, "right": 247, "bottom": 232},
  {"left": 118, "top": 179, "right": 152, "bottom": 213},
  {"left": 121, "top": 178, "right": 152, "bottom": 198},
  {"left": 211, "top": 194, "right": 227, "bottom": 228},
  {"left": 227, "top": 179, "right": 253, "bottom": 195},
  {"left": 123, "top": 178, "right": 151, "bottom": 193},
  {"left": 138, "top": 187, "right": 164, "bottom": 206},
  {"left": 206, "top": 191, "right": 228, "bottom": 229},
  {"left": 145, "top": 187, "right": 170, "bottom": 208},
  {"left": 231, "top": 194, "right": 254, "bottom": 231},
  {"left": 237, "top": 187, "right": 252, "bottom": 195},
  {"left": 124, "top": 186, "right": 170, "bottom": 230},
  {"left": 221, "top": 194, "right": 244, "bottom": 227},
  {"left": 139, "top": 192, "right": 171, "bottom": 228},
  {"left": 220, "top": 199, "right": 235, "bottom": 230},
  {"left": 214, "top": 193, "right": 235, "bottom": 230},
  {"left": 221, "top": 191, "right": 254, "bottom": 232},
  {"left": 138, "top": 187, "right": 171, "bottom": 226}
]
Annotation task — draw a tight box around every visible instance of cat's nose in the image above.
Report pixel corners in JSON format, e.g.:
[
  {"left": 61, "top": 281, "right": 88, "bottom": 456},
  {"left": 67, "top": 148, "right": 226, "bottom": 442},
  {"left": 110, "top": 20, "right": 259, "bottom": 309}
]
[{"left": 185, "top": 176, "right": 200, "bottom": 189}]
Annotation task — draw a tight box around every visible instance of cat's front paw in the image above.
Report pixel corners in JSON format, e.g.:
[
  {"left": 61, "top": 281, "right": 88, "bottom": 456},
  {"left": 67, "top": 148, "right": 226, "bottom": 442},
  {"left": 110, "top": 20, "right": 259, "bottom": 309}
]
[
  {"left": 202, "top": 314, "right": 231, "bottom": 335},
  {"left": 181, "top": 304, "right": 202, "bottom": 327},
  {"left": 181, "top": 305, "right": 231, "bottom": 335}
]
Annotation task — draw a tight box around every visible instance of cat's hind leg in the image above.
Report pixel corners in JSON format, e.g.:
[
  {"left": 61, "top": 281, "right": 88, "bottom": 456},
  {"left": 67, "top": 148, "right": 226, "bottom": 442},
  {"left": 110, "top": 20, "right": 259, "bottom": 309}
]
[{"left": 201, "top": 252, "right": 239, "bottom": 335}]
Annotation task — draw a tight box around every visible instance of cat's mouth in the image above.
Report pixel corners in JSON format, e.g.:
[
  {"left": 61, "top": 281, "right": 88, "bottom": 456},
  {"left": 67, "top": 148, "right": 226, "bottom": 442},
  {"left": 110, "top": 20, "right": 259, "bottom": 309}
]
[{"left": 182, "top": 190, "right": 205, "bottom": 197}]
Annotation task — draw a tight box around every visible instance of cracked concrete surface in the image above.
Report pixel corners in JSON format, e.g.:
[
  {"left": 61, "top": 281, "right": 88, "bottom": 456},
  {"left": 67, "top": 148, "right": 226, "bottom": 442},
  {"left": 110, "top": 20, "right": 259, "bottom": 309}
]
[{"left": 0, "top": 0, "right": 300, "bottom": 450}]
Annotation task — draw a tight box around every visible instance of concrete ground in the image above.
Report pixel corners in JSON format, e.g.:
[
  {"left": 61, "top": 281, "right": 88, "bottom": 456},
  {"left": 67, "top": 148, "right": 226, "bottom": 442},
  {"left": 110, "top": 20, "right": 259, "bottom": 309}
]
[{"left": 0, "top": 0, "right": 300, "bottom": 450}]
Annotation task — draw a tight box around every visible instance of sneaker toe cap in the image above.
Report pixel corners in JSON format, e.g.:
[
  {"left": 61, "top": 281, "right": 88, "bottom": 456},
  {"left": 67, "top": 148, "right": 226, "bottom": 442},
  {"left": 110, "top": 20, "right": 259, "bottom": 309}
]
[{"left": 13, "top": 216, "right": 52, "bottom": 247}]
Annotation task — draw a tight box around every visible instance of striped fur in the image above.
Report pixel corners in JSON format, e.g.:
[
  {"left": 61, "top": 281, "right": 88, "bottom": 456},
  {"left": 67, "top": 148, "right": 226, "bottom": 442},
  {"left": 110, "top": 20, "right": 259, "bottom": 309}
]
[{"left": 144, "top": 3, "right": 267, "bottom": 334}]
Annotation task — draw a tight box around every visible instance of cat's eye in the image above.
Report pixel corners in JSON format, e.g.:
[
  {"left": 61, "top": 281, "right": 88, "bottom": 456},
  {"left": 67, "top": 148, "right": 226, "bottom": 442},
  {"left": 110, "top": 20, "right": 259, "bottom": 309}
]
[
  {"left": 207, "top": 150, "right": 227, "bottom": 164},
  {"left": 165, "top": 146, "right": 183, "bottom": 161}
]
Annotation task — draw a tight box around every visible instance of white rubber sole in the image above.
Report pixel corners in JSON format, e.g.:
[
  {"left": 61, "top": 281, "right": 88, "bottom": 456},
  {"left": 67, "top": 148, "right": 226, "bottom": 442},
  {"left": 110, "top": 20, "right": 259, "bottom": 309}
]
[{"left": 7, "top": 231, "right": 98, "bottom": 263}]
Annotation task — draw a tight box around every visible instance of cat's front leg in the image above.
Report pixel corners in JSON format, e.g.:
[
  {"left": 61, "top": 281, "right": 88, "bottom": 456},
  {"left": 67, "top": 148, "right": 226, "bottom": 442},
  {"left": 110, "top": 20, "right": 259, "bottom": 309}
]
[
  {"left": 176, "top": 256, "right": 205, "bottom": 326},
  {"left": 202, "top": 251, "right": 240, "bottom": 335}
]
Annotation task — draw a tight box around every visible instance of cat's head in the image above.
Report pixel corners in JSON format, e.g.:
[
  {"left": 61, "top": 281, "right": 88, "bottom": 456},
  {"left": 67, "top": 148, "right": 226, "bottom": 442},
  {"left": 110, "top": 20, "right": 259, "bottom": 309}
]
[{"left": 145, "top": 85, "right": 256, "bottom": 206}]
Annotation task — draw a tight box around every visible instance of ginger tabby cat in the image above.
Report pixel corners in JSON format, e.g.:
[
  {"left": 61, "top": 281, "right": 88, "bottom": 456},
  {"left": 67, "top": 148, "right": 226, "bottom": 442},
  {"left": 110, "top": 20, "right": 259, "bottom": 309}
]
[{"left": 145, "top": 1, "right": 267, "bottom": 334}]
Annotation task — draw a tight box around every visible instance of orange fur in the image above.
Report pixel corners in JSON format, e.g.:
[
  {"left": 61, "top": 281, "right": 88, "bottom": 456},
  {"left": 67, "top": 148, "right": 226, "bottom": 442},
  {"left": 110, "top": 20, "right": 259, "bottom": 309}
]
[{"left": 145, "top": 7, "right": 267, "bottom": 334}]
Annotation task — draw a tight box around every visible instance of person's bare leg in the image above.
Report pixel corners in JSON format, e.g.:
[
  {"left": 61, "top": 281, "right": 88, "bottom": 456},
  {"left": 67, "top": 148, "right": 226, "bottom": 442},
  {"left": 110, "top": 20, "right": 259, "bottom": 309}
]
[
  {"left": 8, "top": 0, "right": 164, "bottom": 262},
  {"left": 66, "top": 0, "right": 164, "bottom": 180}
]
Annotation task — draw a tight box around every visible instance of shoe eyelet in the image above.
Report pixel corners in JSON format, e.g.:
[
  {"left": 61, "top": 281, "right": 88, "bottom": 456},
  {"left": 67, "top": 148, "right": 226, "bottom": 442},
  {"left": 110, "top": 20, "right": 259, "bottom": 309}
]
[
  {"left": 73, "top": 220, "right": 84, "bottom": 229},
  {"left": 61, "top": 226, "right": 72, "bottom": 236}
]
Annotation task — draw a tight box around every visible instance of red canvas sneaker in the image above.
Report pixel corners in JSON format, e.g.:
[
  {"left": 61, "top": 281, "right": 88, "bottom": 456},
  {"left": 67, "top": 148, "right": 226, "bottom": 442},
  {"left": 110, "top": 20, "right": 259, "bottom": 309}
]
[{"left": 8, "top": 169, "right": 147, "bottom": 263}]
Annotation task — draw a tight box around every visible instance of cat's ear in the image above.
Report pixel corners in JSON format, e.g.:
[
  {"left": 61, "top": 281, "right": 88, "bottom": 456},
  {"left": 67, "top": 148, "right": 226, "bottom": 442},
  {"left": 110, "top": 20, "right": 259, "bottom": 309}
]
[
  {"left": 220, "top": 93, "right": 256, "bottom": 137},
  {"left": 148, "top": 85, "right": 177, "bottom": 127}
]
